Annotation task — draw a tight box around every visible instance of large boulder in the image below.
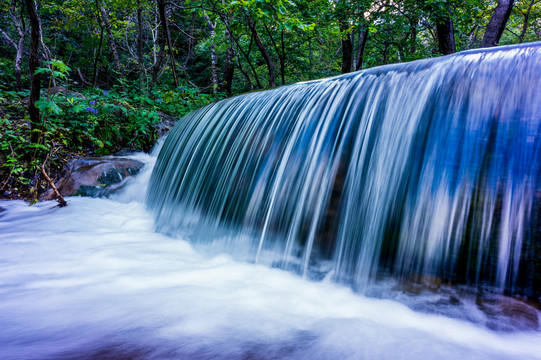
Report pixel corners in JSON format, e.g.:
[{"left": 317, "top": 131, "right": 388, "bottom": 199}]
[{"left": 42, "top": 157, "right": 144, "bottom": 200}]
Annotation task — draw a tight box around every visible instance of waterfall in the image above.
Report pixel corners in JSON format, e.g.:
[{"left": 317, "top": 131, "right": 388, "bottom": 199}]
[{"left": 147, "top": 43, "right": 541, "bottom": 299}]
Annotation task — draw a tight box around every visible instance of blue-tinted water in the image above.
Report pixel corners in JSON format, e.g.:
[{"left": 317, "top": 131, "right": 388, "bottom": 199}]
[{"left": 148, "top": 43, "right": 541, "bottom": 299}]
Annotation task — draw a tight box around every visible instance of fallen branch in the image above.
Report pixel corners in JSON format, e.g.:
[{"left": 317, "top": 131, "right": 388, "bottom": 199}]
[{"left": 41, "top": 152, "right": 67, "bottom": 207}]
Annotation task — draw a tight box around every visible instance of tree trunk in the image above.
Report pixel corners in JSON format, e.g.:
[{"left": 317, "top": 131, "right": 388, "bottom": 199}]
[
  {"left": 100, "top": 6, "right": 122, "bottom": 75},
  {"left": 203, "top": 12, "right": 218, "bottom": 94},
  {"left": 137, "top": 1, "right": 145, "bottom": 91},
  {"left": 340, "top": 22, "right": 353, "bottom": 73},
  {"left": 436, "top": 17, "right": 456, "bottom": 55},
  {"left": 240, "top": 32, "right": 262, "bottom": 89},
  {"left": 157, "top": 0, "right": 179, "bottom": 87},
  {"left": 11, "top": 0, "right": 25, "bottom": 90},
  {"left": 14, "top": 38, "right": 24, "bottom": 91},
  {"left": 482, "top": 0, "right": 514, "bottom": 47},
  {"left": 25, "top": 0, "right": 42, "bottom": 144},
  {"left": 354, "top": 27, "right": 369, "bottom": 71},
  {"left": 262, "top": 23, "right": 286, "bottom": 85},
  {"left": 308, "top": 38, "right": 313, "bottom": 76},
  {"left": 92, "top": 0, "right": 104, "bottom": 87},
  {"left": 92, "top": 25, "right": 104, "bottom": 87},
  {"left": 36, "top": 6, "right": 54, "bottom": 86},
  {"left": 518, "top": 0, "right": 534, "bottom": 43},
  {"left": 217, "top": 13, "right": 262, "bottom": 88},
  {"left": 280, "top": 30, "right": 285, "bottom": 85},
  {"left": 223, "top": 28, "right": 235, "bottom": 95},
  {"left": 77, "top": 68, "right": 88, "bottom": 87},
  {"left": 0, "top": 18, "right": 25, "bottom": 90},
  {"left": 151, "top": 1, "right": 166, "bottom": 84},
  {"left": 247, "top": 16, "right": 276, "bottom": 88},
  {"left": 408, "top": 21, "right": 417, "bottom": 55}
]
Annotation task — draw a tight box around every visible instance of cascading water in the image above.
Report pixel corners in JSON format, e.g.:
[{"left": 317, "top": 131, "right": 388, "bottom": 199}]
[{"left": 148, "top": 42, "right": 541, "bottom": 300}]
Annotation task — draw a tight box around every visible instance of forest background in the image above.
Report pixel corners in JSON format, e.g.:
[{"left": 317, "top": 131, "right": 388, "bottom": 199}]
[{"left": 0, "top": 0, "right": 540, "bottom": 201}]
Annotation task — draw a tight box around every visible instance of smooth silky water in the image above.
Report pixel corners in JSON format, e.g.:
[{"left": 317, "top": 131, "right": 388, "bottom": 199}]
[{"left": 1, "top": 43, "right": 541, "bottom": 359}]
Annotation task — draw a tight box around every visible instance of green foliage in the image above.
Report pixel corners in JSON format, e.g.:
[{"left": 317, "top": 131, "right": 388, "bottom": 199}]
[
  {"left": 1, "top": 0, "right": 540, "bottom": 200},
  {"left": 0, "top": 57, "right": 219, "bottom": 199}
]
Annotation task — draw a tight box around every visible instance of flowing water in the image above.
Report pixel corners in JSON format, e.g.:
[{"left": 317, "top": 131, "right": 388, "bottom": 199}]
[
  {"left": 1, "top": 43, "right": 541, "bottom": 359},
  {"left": 0, "top": 154, "right": 540, "bottom": 359},
  {"left": 148, "top": 42, "right": 541, "bottom": 299}
]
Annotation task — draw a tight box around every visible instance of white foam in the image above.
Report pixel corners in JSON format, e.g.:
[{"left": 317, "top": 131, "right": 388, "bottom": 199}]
[{"left": 0, "top": 192, "right": 540, "bottom": 359}]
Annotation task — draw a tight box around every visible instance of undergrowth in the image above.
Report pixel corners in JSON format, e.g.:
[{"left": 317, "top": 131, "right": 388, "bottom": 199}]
[{"left": 0, "top": 60, "right": 225, "bottom": 201}]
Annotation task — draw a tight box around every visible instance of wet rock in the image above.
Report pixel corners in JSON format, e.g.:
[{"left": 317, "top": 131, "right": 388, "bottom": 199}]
[
  {"left": 42, "top": 157, "right": 144, "bottom": 200},
  {"left": 476, "top": 294, "right": 540, "bottom": 331},
  {"left": 153, "top": 111, "right": 179, "bottom": 137},
  {"left": 400, "top": 276, "right": 444, "bottom": 295}
]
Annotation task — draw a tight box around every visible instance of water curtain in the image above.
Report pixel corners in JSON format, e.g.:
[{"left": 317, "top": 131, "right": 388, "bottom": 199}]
[{"left": 148, "top": 43, "right": 541, "bottom": 299}]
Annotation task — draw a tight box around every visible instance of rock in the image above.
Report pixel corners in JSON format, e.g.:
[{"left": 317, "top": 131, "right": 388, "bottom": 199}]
[
  {"left": 476, "top": 294, "right": 540, "bottom": 331},
  {"left": 42, "top": 157, "right": 144, "bottom": 200},
  {"left": 154, "top": 111, "right": 179, "bottom": 137}
]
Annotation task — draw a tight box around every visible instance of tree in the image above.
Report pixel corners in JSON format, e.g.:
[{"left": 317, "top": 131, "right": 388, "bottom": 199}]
[
  {"left": 482, "top": 0, "right": 515, "bottom": 47},
  {"left": 25, "top": 0, "right": 42, "bottom": 144},
  {"left": 99, "top": 6, "right": 123, "bottom": 75},
  {"left": 152, "top": 0, "right": 179, "bottom": 86},
  {"left": 425, "top": 1, "right": 457, "bottom": 55},
  {"left": 0, "top": 1, "right": 26, "bottom": 90},
  {"left": 203, "top": 11, "right": 219, "bottom": 93},
  {"left": 247, "top": 15, "right": 276, "bottom": 87}
]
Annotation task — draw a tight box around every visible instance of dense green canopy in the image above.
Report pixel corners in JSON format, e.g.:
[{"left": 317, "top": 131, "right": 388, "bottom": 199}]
[{"left": 2, "top": 0, "right": 540, "bottom": 93}]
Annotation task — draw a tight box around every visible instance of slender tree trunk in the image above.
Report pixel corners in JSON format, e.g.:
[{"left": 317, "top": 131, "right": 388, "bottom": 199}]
[
  {"left": 100, "top": 6, "right": 122, "bottom": 75},
  {"left": 308, "top": 38, "right": 313, "bottom": 76},
  {"left": 223, "top": 28, "right": 235, "bottom": 95},
  {"left": 355, "top": 27, "right": 369, "bottom": 71},
  {"left": 92, "top": 0, "right": 104, "bottom": 87},
  {"left": 482, "top": 0, "right": 515, "bottom": 47},
  {"left": 217, "top": 13, "right": 262, "bottom": 88},
  {"left": 92, "top": 25, "right": 104, "bottom": 87},
  {"left": 203, "top": 12, "right": 218, "bottom": 94},
  {"left": 77, "top": 68, "right": 88, "bottom": 87},
  {"left": 247, "top": 16, "right": 276, "bottom": 88},
  {"left": 263, "top": 24, "right": 285, "bottom": 85},
  {"left": 280, "top": 30, "right": 286, "bottom": 84},
  {"left": 185, "top": 12, "right": 195, "bottom": 66},
  {"left": 137, "top": 1, "right": 145, "bottom": 91},
  {"left": 518, "top": 0, "right": 535, "bottom": 43},
  {"left": 14, "top": 38, "right": 25, "bottom": 91},
  {"left": 242, "top": 33, "right": 262, "bottom": 89},
  {"left": 151, "top": 1, "right": 166, "bottom": 84},
  {"left": 151, "top": 5, "right": 158, "bottom": 64},
  {"left": 157, "top": 0, "right": 178, "bottom": 87},
  {"left": 25, "top": 0, "right": 41, "bottom": 144},
  {"left": 340, "top": 22, "right": 353, "bottom": 73},
  {"left": 408, "top": 21, "right": 417, "bottom": 55},
  {"left": 436, "top": 16, "right": 456, "bottom": 55},
  {"left": 10, "top": 0, "right": 25, "bottom": 90},
  {"left": 0, "top": 17, "right": 25, "bottom": 90},
  {"left": 36, "top": 5, "right": 55, "bottom": 86}
]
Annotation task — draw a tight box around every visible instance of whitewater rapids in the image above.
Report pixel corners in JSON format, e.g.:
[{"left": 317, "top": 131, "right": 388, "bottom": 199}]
[{"left": 0, "top": 154, "right": 540, "bottom": 359}]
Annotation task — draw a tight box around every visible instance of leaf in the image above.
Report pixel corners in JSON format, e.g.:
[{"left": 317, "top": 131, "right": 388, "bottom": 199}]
[
  {"left": 34, "top": 68, "right": 51, "bottom": 76},
  {"left": 34, "top": 100, "right": 63, "bottom": 115}
]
